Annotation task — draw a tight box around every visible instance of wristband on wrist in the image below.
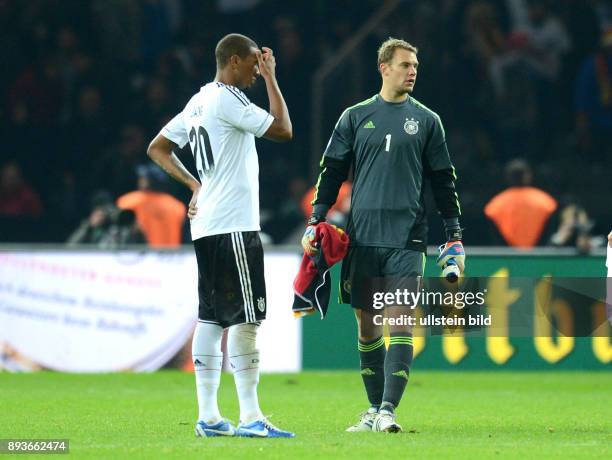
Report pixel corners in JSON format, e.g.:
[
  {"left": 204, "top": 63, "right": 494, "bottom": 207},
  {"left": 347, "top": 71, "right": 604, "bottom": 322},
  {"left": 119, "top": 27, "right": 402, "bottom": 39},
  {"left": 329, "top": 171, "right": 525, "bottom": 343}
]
[
  {"left": 446, "top": 228, "right": 463, "bottom": 241},
  {"left": 309, "top": 204, "right": 330, "bottom": 225},
  {"left": 307, "top": 214, "right": 326, "bottom": 226},
  {"left": 443, "top": 217, "right": 463, "bottom": 241}
]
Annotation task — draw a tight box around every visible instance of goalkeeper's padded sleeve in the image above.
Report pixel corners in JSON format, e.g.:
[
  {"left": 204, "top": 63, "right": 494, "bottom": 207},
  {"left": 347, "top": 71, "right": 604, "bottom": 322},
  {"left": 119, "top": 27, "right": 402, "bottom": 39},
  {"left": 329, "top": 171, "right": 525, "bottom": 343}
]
[
  {"left": 311, "top": 157, "right": 351, "bottom": 209},
  {"left": 426, "top": 167, "right": 461, "bottom": 219}
]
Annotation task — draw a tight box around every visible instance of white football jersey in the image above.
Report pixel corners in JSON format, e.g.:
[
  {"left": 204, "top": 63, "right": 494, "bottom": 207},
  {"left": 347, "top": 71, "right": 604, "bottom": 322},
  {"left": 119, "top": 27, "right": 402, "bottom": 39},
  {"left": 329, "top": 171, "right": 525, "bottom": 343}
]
[{"left": 160, "top": 82, "right": 273, "bottom": 240}]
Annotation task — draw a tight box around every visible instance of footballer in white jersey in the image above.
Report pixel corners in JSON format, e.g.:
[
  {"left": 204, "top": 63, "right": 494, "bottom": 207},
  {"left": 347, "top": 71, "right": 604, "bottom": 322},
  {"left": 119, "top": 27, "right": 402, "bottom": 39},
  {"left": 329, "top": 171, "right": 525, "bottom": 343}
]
[
  {"left": 160, "top": 81, "right": 273, "bottom": 240},
  {"left": 146, "top": 33, "right": 295, "bottom": 438}
]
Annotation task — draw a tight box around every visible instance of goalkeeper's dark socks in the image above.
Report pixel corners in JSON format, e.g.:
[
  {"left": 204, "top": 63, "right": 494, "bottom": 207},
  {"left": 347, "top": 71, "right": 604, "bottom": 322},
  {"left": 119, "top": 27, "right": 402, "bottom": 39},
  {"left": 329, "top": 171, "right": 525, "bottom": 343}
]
[
  {"left": 382, "top": 333, "right": 414, "bottom": 408},
  {"left": 358, "top": 336, "right": 386, "bottom": 408}
]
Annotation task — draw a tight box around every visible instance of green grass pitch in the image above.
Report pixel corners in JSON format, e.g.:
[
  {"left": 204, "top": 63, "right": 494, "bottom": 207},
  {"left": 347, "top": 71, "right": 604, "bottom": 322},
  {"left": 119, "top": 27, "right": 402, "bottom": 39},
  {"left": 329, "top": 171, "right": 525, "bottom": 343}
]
[{"left": 1, "top": 371, "right": 610, "bottom": 459}]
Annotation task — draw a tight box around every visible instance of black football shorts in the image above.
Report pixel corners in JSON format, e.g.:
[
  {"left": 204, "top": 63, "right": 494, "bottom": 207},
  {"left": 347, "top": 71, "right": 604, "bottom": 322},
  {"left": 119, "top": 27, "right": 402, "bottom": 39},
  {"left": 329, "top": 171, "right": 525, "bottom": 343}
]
[
  {"left": 193, "top": 231, "right": 266, "bottom": 328},
  {"left": 339, "top": 246, "right": 424, "bottom": 311}
]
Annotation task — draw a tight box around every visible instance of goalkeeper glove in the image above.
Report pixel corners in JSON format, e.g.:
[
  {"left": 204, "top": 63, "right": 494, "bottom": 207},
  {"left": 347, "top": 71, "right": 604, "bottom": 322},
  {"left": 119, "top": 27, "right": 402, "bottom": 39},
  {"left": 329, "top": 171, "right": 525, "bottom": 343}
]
[
  {"left": 437, "top": 241, "right": 465, "bottom": 280},
  {"left": 437, "top": 219, "right": 465, "bottom": 281},
  {"left": 302, "top": 215, "right": 326, "bottom": 257},
  {"left": 302, "top": 205, "right": 328, "bottom": 256},
  {"left": 301, "top": 225, "right": 319, "bottom": 256}
]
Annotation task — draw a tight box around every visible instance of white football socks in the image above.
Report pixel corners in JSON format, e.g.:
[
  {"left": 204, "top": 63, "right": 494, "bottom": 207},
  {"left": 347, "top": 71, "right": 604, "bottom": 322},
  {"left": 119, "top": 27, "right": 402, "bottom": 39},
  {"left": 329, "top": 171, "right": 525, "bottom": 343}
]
[
  {"left": 228, "top": 323, "right": 264, "bottom": 424},
  {"left": 192, "top": 322, "right": 223, "bottom": 424}
]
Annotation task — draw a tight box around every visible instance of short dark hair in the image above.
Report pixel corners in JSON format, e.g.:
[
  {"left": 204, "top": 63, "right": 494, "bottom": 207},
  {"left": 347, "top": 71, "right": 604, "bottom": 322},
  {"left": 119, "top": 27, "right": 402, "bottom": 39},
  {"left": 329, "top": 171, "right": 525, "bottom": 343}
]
[
  {"left": 505, "top": 159, "right": 532, "bottom": 186},
  {"left": 215, "top": 33, "right": 258, "bottom": 69}
]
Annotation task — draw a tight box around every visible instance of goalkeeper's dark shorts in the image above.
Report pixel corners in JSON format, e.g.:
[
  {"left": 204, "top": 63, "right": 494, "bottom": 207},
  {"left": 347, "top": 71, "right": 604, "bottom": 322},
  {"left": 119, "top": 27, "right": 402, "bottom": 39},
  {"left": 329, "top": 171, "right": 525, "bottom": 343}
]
[
  {"left": 193, "top": 231, "right": 266, "bottom": 329},
  {"left": 339, "top": 246, "right": 425, "bottom": 311}
]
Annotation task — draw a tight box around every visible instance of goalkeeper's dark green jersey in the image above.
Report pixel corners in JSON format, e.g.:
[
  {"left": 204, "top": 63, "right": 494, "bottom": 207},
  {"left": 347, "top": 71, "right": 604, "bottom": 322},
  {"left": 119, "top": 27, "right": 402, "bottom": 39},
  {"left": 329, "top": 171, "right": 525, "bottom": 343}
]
[{"left": 313, "top": 94, "right": 461, "bottom": 251}]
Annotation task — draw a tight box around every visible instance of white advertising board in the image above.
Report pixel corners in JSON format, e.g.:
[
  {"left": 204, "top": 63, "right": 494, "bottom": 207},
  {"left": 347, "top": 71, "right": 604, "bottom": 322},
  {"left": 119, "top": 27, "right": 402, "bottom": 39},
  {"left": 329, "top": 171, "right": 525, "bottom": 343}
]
[{"left": 0, "top": 250, "right": 301, "bottom": 372}]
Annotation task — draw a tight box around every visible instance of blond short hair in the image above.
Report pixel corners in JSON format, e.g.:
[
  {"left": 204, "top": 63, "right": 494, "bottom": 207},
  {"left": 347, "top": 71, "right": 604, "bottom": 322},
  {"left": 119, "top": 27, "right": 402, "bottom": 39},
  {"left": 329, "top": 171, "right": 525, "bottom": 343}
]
[{"left": 377, "top": 38, "right": 418, "bottom": 68}]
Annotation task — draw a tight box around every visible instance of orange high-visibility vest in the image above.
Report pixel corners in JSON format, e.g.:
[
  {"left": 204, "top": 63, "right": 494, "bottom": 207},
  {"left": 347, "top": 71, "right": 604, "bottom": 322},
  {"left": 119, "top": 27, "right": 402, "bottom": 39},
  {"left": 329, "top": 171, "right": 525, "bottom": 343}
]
[
  {"left": 117, "top": 191, "right": 186, "bottom": 247},
  {"left": 484, "top": 187, "right": 557, "bottom": 248}
]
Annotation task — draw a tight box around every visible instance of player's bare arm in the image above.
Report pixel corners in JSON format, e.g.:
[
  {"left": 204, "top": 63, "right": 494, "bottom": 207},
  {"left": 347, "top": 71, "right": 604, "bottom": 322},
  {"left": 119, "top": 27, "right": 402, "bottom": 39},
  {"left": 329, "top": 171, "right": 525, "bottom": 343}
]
[
  {"left": 147, "top": 134, "right": 201, "bottom": 219},
  {"left": 256, "top": 47, "right": 292, "bottom": 142}
]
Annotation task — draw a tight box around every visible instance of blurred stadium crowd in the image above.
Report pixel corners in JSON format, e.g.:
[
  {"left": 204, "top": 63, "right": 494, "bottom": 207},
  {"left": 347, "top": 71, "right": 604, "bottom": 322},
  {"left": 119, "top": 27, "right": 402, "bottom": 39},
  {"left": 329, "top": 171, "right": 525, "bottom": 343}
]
[{"left": 1, "top": 0, "right": 610, "bottom": 249}]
